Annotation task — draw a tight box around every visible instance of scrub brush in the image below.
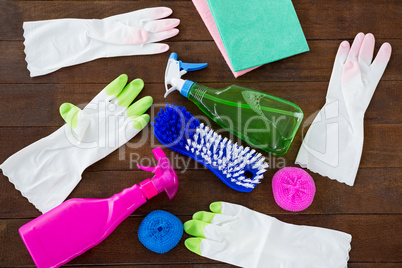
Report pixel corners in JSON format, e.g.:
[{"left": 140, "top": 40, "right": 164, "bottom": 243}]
[{"left": 152, "top": 103, "right": 268, "bottom": 192}]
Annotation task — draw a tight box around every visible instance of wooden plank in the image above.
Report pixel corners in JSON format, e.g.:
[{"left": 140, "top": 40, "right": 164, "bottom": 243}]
[
  {"left": 0, "top": 0, "right": 400, "bottom": 266},
  {"left": 0, "top": 0, "right": 401, "bottom": 41},
  {"left": 0, "top": 123, "right": 400, "bottom": 172},
  {"left": 0, "top": 81, "right": 400, "bottom": 127},
  {"left": 0, "top": 215, "right": 400, "bottom": 266},
  {"left": 63, "top": 265, "right": 402, "bottom": 268},
  {"left": 0, "top": 40, "right": 400, "bottom": 84},
  {"left": 76, "top": 266, "right": 232, "bottom": 268},
  {"left": 0, "top": 168, "right": 400, "bottom": 218},
  {"left": 5, "top": 262, "right": 397, "bottom": 267},
  {"left": 348, "top": 265, "right": 402, "bottom": 268}
]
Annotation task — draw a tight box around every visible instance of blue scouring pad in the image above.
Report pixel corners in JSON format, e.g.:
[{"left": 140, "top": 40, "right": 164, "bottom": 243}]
[{"left": 138, "top": 210, "right": 183, "bottom": 254}]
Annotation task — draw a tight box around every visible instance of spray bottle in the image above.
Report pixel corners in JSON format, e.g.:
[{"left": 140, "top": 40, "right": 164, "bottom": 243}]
[
  {"left": 165, "top": 53, "right": 303, "bottom": 155},
  {"left": 19, "top": 147, "right": 178, "bottom": 268}
]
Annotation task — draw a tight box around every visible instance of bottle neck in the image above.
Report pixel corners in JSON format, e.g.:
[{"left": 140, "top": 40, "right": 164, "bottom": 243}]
[
  {"left": 187, "top": 82, "right": 211, "bottom": 104},
  {"left": 107, "top": 184, "right": 148, "bottom": 226},
  {"left": 179, "top": 80, "right": 195, "bottom": 98}
]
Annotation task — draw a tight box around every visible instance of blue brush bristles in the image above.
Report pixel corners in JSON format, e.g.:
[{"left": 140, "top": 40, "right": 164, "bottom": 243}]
[
  {"left": 152, "top": 103, "right": 268, "bottom": 192},
  {"left": 138, "top": 210, "right": 183, "bottom": 254}
]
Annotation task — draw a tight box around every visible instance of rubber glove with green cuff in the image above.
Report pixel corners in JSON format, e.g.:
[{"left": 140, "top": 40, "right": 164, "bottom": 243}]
[
  {"left": 184, "top": 202, "right": 351, "bottom": 268},
  {"left": 1, "top": 75, "right": 152, "bottom": 213}
]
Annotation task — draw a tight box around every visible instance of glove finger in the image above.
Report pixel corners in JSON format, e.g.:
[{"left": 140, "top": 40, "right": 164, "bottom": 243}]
[
  {"left": 116, "top": 79, "right": 145, "bottom": 108},
  {"left": 194, "top": 208, "right": 235, "bottom": 225},
  {"left": 184, "top": 238, "right": 203, "bottom": 256},
  {"left": 131, "top": 114, "right": 150, "bottom": 130},
  {"left": 327, "top": 41, "right": 350, "bottom": 93},
  {"left": 193, "top": 211, "right": 217, "bottom": 223},
  {"left": 334, "top": 41, "right": 350, "bottom": 66},
  {"left": 347, "top": 32, "right": 365, "bottom": 59},
  {"left": 105, "top": 74, "right": 129, "bottom": 97},
  {"left": 209, "top": 201, "right": 223, "bottom": 214},
  {"left": 127, "top": 96, "right": 153, "bottom": 117},
  {"left": 143, "top": 18, "right": 180, "bottom": 33},
  {"left": 184, "top": 220, "right": 209, "bottom": 238},
  {"left": 60, "top": 103, "right": 80, "bottom": 129},
  {"left": 184, "top": 219, "right": 229, "bottom": 242},
  {"left": 60, "top": 103, "right": 90, "bottom": 141},
  {"left": 194, "top": 208, "right": 236, "bottom": 226},
  {"left": 147, "top": 28, "right": 179, "bottom": 43},
  {"left": 105, "top": 43, "right": 169, "bottom": 57},
  {"left": 184, "top": 237, "right": 226, "bottom": 262},
  {"left": 210, "top": 213, "right": 236, "bottom": 225},
  {"left": 358, "top": 33, "right": 375, "bottom": 65},
  {"left": 185, "top": 238, "right": 225, "bottom": 257},
  {"left": 106, "top": 7, "right": 173, "bottom": 23},
  {"left": 135, "top": 7, "right": 173, "bottom": 21},
  {"left": 88, "top": 21, "right": 149, "bottom": 45},
  {"left": 371, "top": 42, "right": 392, "bottom": 79},
  {"left": 210, "top": 201, "right": 245, "bottom": 217}
]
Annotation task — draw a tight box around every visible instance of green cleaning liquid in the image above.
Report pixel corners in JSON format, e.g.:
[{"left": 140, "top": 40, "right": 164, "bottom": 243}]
[{"left": 165, "top": 53, "right": 303, "bottom": 155}]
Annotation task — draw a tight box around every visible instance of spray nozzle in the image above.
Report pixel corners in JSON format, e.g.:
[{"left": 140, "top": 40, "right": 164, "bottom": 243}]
[
  {"left": 164, "top": 52, "right": 208, "bottom": 98},
  {"left": 137, "top": 147, "right": 178, "bottom": 200}
]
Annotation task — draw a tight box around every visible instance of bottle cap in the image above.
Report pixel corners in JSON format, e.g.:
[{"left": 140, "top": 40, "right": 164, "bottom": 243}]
[
  {"left": 138, "top": 147, "right": 178, "bottom": 200},
  {"left": 164, "top": 52, "right": 207, "bottom": 98}
]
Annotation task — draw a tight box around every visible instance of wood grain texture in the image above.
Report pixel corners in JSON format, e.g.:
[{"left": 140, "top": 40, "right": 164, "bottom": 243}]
[
  {"left": 0, "top": 82, "right": 400, "bottom": 126},
  {"left": 0, "top": 215, "right": 400, "bottom": 266},
  {"left": 0, "top": 40, "right": 400, "bottom": 84},
  {"left": 0, "top": 0, "right": 401, "bottom": 41},
  {"left": 0, "top": 123, "right": 400, "bottom": 172},
  {"left": 58, "top": 265, "right": 402, "bottom": 268},
  {"left": 0, "top": 0, "right": 400, "bottom": 267},
  {"left": 1, "top": 169, "right": 401, "bottom": 218}
]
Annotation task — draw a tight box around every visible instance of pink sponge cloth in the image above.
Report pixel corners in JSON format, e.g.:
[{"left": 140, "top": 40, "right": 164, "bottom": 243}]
[{"left": 272, "top": 167, "right": 315, "bottom": 212}]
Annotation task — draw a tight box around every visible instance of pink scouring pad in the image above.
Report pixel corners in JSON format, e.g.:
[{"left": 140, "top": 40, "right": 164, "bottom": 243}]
[{"left": 272, "top": 167, "right": 315, "bottom": 212}]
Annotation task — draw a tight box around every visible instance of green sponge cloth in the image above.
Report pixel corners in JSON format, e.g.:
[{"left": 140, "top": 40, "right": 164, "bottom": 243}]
[{"left": 207, "top": 0, "right": 309, "bottom": 71}]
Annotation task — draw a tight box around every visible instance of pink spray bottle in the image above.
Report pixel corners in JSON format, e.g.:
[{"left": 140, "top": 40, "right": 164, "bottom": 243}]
[{"left": 19, "top": 147, "right": 178, "bottom": 268}]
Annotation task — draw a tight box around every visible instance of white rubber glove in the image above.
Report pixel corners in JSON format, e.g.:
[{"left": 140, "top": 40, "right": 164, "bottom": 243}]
[
  {"left": 23, "top": 7, "right": 180, "bottom": 77},
  {"left": 295, "top": 33, "right": 392, "bottom": 186},
  {"left": 0, "top": 75, "right": 152, "bottom": 213},
  {"left": 184, "top": 202, "right": 351, "bottom": 268}
]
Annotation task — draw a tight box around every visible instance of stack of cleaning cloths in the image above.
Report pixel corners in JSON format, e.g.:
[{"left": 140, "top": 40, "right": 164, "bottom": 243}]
[{"left": 192, "top": 0, "right": 309, "bottom": 77}]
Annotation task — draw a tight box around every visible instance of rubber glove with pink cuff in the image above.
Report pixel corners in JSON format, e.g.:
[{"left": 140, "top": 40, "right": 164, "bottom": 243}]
[
  {"left": 23, "top": 7, "right": 180, "bottom": 77},
  {"left": 295, "top": 33, "right": 392, "bottom": 186},
  {"left": 184, "top": 202, "right": 351, "bottom": 267}
]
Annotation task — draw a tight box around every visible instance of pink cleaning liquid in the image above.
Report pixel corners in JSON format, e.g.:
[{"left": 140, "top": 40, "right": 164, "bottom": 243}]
[{"left": 19, "top": 147, "right": 178, "bottom": 268}]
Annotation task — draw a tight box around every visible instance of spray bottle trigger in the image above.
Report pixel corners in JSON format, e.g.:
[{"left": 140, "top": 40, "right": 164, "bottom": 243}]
[
  {"left": 180, "top": 62, "right": 208, "bottom": 72},
  {"left": 137, "top": 164, "right": 157, "bottom": 173},
  {"left": 137, "top": 147, "right": 165, "bottom": 175},
  {"left": 168, "top": 52, "right": 207, "bottom": 72},
  {"left": 164, "top": 85, "right": 178, "bottom": 98},
  {"left": 169, "top": 52, "right": 178, "bottom": 60},
  {"left": 137, "top": 147, "right": 178, "bottom": 200},
  {"left": 165, "top": 53, "right": 208, "bottom": 98}
]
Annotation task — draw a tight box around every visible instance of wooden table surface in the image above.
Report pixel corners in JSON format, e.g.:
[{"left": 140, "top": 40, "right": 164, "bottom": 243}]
[{"left": 0, "top": 0, "right": 401, "bottom": 267}]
